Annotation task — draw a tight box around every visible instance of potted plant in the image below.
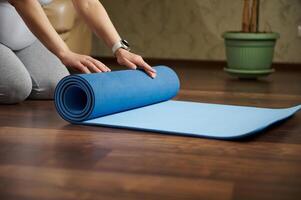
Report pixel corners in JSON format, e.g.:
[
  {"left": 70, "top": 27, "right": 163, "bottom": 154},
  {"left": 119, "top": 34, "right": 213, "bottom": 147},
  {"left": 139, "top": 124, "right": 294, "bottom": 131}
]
[{"left": 223, "top": 0, "right": 280, "bottom": 79}]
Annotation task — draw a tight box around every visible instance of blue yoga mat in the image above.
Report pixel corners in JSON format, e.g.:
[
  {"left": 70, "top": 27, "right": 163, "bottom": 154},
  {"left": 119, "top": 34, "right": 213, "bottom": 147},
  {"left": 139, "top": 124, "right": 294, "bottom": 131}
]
[{"left": 54, "top": 66, "right": 301, "bottom": 139}]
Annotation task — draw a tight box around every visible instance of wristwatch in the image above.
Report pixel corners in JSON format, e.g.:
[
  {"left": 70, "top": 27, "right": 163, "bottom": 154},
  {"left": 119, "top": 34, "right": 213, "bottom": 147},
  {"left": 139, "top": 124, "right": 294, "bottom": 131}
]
[{"left": 112, "top": 39, "right": 130, "bottom": 55}]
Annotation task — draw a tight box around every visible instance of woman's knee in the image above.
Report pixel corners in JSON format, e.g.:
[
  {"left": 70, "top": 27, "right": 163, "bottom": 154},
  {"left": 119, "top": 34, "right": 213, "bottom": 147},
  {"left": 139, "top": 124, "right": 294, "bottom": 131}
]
[
  {"left": 29, "top": 68, "right": 69, "bottom": 100},
  {"left": 16, "top": 40, "right": 70, "bottom": 100},
  {"left": 0, "top": 43, "right": 33, "bottom": 104},
  {"left": 0, "top": 76, "right": 32, "bottom": 104}
]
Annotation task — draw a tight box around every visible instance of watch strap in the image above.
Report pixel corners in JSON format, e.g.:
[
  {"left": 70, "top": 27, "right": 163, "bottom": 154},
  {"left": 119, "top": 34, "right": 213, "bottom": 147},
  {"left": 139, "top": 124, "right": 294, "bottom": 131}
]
[{"left": 112, "top": 40, "right": 130, "bottom": 55}]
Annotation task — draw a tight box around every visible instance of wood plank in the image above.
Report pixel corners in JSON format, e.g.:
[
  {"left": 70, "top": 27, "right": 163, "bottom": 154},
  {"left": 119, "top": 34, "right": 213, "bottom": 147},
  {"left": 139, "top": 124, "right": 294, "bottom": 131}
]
[{"left": 0, "top": 165, "right": 233, "bottom": 200}]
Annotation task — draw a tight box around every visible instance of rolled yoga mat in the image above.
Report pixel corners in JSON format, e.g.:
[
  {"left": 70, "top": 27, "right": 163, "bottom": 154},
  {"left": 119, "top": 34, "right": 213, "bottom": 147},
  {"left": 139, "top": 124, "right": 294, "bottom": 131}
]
[{"left": 54, "top": 66, "right": 301, "bottom": 139}]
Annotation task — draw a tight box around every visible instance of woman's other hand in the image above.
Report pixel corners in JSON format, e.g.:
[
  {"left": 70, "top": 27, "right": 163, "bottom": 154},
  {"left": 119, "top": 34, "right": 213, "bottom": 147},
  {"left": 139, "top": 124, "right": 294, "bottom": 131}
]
[
  {"left": 115, "top": 49, "right": 157, "bottom": 78},
  {"left": 58, "top": 50, "right": 110, "bottom": 74}
]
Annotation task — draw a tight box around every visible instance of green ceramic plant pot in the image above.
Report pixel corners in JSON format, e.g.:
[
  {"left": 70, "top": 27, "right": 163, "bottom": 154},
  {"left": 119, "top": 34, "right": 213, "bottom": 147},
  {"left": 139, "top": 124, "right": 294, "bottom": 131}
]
[{"left": 223, "top": 32, "right": 280, "bottom": 79}]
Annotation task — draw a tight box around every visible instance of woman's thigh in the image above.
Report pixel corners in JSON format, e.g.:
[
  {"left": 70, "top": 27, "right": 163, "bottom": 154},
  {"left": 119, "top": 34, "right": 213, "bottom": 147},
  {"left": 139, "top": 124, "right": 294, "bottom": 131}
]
[
  {"left": 0, "top": 43, "right": 32, "bottom": 104},
  {"left": 15, "top": 40, "right": 70, "bottom": 99}
]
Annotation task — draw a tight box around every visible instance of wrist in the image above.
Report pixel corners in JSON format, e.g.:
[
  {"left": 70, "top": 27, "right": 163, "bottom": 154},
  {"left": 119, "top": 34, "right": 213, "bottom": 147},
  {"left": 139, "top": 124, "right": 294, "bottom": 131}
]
[
  {"left": 56, "top": 47, "right": 71, "bottom": 60},
  {"left": 115, "top": 48, "right": 124, "bottom": 57}
]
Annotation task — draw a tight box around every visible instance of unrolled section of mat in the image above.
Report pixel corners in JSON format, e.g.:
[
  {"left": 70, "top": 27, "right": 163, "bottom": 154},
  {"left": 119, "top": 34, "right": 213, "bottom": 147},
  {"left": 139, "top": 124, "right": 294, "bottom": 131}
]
[
  {"left": 84, "top": 101, "right": 301, "bottom": 139},
  {"left": 54, "top": 66, "right": 301, "bottom": 139}
]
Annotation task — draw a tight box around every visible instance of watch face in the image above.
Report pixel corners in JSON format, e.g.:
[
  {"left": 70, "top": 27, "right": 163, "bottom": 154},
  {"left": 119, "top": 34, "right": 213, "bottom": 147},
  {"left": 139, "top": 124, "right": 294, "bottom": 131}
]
[{"left": 121, "top": 39, "right": 129, "bottom": 48}]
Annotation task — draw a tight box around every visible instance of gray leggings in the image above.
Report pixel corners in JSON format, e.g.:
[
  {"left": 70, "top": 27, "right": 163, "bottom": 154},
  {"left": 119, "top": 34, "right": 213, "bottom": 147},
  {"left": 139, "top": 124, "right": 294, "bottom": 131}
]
[{"left": 0, "top": 40, "right": 69, "bottom": 104}]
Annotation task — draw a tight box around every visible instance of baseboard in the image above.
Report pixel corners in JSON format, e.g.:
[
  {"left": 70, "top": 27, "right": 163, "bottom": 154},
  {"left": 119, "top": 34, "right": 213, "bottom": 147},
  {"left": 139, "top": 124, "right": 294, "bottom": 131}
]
[{"left": 94, "top": 57, "right": 301, "bottom": 70}]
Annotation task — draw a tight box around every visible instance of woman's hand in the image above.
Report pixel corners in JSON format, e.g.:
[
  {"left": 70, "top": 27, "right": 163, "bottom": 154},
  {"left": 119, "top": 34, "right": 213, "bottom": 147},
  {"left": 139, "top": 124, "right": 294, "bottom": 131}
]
[
  {"left": 72, "top": 0, "right": 156, "bottom": 77},
  {"left": 10, "top": 0, "right": 109, "bottom": 74},
  {"left": 115, "top": 49, "right": 157, "bottom": 78},
  {"left": 58, "top": 50, "right": 111, "bottom": 74}
]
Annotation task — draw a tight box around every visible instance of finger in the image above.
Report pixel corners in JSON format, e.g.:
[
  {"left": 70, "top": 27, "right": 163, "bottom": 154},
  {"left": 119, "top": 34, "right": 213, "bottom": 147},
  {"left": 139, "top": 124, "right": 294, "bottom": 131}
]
[
  {"left": 98, "top": 61, "right": 111, "bottom": 72},
  {"left": 145, "top": 69, "right": 157, "bottom": 78},
  {"left": 89, "top": 57, "right": 111, "bottom": 72},
  {"left": 134, "top": 56, "right": 156, "bottom": 73},
  {"left": 123, "top": 58, "right": 137, "bottom": 70},
  {"left": 139, "top": 60, "right": 156, "bottom": 73},
  {"left": 81, "top": 67, "right": 91, "bottom": 74},
  {"left": 82, "top": 59, "right": 101, "bottom": 73},
  {"left": 124, "top": 57, "right": 155, "bottom": 78},
  {"left": 77, "top": 63, "right": 91, "bottom": 74},
  {"left": 136, "top": 59, "right": 156, "bottom": 78}
]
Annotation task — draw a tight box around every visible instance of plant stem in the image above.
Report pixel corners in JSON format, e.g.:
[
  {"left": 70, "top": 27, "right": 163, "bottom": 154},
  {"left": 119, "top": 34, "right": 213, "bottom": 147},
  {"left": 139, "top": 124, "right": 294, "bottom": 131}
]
[
  {"left": 242, "top": 0, "right": 250, "bottom": 32},
  {"left": 257, "top": 0, "right": 260, "bottom": 32},
  {"left": 250, "top": 0, "right": 259, "bottom": 32}
]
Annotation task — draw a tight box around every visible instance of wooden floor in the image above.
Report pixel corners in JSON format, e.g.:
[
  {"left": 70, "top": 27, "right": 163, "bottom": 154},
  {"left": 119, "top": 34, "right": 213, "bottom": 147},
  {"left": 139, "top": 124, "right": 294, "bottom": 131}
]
[{"left": 0, "top": 60, "right": 301, "bottom": 200}]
